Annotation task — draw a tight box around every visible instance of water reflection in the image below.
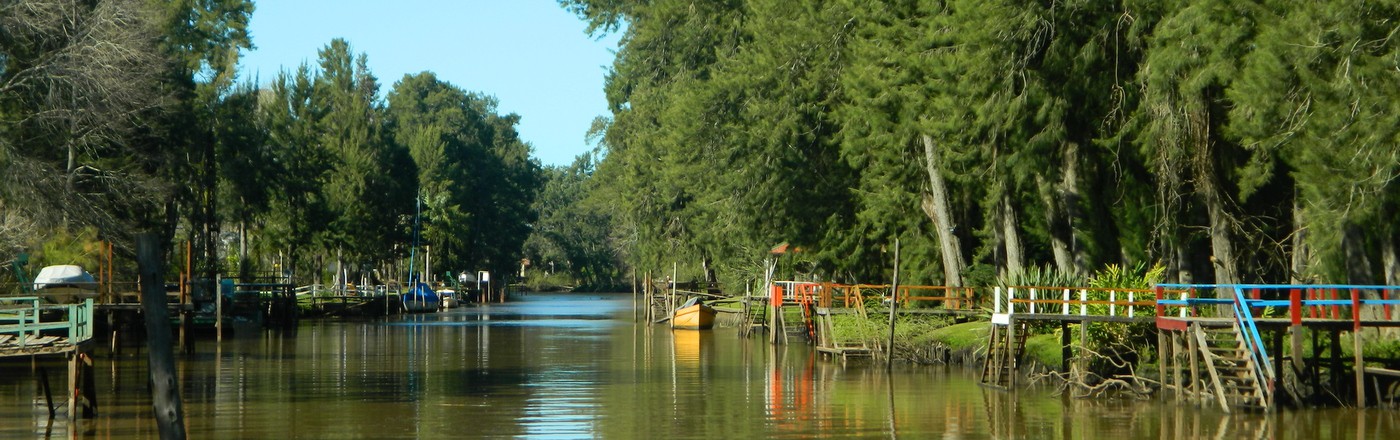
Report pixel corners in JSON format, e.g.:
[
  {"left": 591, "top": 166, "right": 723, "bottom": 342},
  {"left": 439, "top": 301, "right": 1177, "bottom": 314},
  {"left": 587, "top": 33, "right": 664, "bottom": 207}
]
[{"left": 0, "top": 293, "right": 1396, "bottom": 439}]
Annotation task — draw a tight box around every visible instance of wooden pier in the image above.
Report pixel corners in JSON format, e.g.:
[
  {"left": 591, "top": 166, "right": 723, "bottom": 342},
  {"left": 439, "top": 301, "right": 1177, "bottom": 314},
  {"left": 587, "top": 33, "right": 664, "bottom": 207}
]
[
  {"left": 0, "top": 297, "right": 98, "bottom": 420},
  {"left": 1155, "top": 284, "right": 1400, "bottom": 411},
  {"left": 760, "top": 281, "right": 978, "bottom": 362},
  {"left": 974, "top": 282, "right": 1400, "bottom": 411}
]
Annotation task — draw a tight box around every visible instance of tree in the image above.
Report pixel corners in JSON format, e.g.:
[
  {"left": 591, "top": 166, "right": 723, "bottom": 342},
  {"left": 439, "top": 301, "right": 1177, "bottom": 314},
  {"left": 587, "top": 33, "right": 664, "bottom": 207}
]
[
  {"left": 0, "top": 0, "right": 171, "bottom": 249},
  {"left": 525, "top": 154, "right": 622, "bottom": 287},
  {"left": 386, "top": 71, "right": 539, "bottom": 285},
  {"left": 311, "top": 39, "right": 415, "bottom": 282}
]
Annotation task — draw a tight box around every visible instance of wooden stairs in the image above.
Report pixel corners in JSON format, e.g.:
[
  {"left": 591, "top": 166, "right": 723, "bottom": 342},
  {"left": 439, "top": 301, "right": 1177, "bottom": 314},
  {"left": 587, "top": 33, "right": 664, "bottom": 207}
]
[
  {"left": 980, "top": 321, "right": 1028, "bottom": 389},
  {"left": 1191, "top": 322, "right": 1272, "bottom": 411},
  {"left": 814, "top": 307, "right": 873, "bottom": 362},
  {"left": 740, "top": 296, "right": 768, "bottom": 337}
]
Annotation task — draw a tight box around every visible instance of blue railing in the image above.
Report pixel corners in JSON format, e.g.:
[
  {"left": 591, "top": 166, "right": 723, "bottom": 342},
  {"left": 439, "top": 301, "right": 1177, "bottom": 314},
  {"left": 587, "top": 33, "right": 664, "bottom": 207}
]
[
  {"left": 1226, "top": 286, "right": 1274, "bottom": 390},
  {"left": 1155, "top": 283, "right": 1400, "bottom": 402}
]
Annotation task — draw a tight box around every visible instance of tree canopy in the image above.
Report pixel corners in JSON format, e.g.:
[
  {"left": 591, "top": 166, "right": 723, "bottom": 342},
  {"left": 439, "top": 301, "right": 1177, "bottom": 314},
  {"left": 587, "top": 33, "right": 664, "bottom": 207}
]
[{"left": 563, "top": 0, "right": 1400, "bottom": 289}]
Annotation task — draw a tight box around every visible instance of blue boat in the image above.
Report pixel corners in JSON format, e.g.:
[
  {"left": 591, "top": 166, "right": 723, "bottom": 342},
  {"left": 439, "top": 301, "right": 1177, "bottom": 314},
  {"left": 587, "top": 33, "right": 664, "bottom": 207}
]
[
  {"left": 402, "top": 281, "right": 439, "bottom": 313},
  {"left": 401, "top": 195, "right": 439, "bottom": 313}
]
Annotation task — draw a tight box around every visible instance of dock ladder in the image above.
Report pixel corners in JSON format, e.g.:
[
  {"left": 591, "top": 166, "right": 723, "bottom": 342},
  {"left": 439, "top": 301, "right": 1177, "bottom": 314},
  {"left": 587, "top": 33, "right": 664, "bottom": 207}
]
[{"left": 980, "top": 318, "right": 1027, "bottom": 389}]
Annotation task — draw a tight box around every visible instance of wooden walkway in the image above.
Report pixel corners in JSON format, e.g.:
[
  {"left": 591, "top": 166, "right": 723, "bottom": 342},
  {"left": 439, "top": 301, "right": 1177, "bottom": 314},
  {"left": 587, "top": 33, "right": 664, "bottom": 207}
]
[
  {"left": 975, "top": 283, "right": 1400, "bottom": 411},
  {"left": 0, "top": 296, "right": 98, "bottom": 420},
  {"left": 0, "top": 297, "right": 95, "bottom": 357}
]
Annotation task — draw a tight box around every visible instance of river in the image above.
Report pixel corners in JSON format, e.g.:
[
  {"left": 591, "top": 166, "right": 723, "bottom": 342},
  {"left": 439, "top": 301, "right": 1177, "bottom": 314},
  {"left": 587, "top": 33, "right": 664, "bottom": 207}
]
[{"left": 1, "top": 292, "right": 1394, "bottom": 438}]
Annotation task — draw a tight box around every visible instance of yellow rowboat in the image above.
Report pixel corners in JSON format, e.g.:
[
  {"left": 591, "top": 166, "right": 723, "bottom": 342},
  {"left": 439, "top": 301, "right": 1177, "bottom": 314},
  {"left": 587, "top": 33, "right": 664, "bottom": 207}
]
[{"left": 672, "top": 298, "right": 717, "bottom": 330}]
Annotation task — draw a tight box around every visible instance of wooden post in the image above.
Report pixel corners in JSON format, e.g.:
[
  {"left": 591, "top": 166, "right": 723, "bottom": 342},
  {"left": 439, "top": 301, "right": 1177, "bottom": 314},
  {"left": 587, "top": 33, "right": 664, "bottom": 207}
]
[
  {"left": 669, "top": 263, "right": 676, "bottom": 330},
  {"left": 631, "top": 268, "right": 638, "bottom": 323},
  {"left": 1353, "top": 288, "right": 1365, "bottom": 408},
  {"left": 37, "top": 367, "right": 55, "bottom": 419},
  {"left": 80, "top": 352, "right": 96, "bottom": 418},
  {"left": 216, "top": 275, "right": 223, "bottom": 343},
  {"left": 1290, "top": 289, "right": 1303, "bottom": 371},
  {"left": 67, "top": 355, "right": 77, "bottom": 421},
  {"left": 1060, "top": 322, "right": 1071, "bottom": 375},
  {"left": 1171, "top": 332, "right": 1182, "bottom": 403},
  {"left": 1187, "top": 327, "right": 1199, "bottom": 404},
  {"left": 1157, "top": 330, "right": 1167, "bottom": 400},
  {"left": 138, "top": 233, "right": 187, "bottom": 439},
  {"left": 886, "top": 238, "right": 900, "bottom": 367}
]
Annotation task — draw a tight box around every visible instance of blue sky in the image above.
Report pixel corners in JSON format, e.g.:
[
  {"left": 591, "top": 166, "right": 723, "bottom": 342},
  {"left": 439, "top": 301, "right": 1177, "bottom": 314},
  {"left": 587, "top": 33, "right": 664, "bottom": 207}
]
[{"left": 237, "top": 0, "right": 621, "bottom": 167}]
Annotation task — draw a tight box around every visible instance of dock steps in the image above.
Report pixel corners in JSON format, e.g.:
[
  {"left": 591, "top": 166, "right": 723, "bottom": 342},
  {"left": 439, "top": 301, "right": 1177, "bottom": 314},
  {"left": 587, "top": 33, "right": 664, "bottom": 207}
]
[
  {"left": 813, "top": 306, "right": 874, "bottom": 363},
  {"left": 1191, "top": 322, "right": 1271, "bottom": 411},
  {"left": 980, "top": 321, "right": 1027, "bottom": 389}
]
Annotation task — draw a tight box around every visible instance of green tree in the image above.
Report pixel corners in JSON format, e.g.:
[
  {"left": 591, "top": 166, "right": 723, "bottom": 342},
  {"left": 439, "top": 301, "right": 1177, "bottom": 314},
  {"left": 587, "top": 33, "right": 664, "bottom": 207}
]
[{"left": 312, "top": 39, "right": 415, "bottom": 282}]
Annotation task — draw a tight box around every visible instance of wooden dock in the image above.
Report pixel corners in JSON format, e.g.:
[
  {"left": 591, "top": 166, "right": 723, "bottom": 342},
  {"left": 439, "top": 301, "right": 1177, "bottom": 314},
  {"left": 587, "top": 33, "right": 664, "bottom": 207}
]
[
  {"left": 974, "top": 283, "right": 1400, "bottom": 411},
  {"left": 1, "top": 296, "right": 98, "bottom": 420}
]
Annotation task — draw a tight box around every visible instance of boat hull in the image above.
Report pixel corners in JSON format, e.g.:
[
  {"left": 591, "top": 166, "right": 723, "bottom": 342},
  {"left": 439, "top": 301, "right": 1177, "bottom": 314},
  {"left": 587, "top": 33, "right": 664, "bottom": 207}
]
[
  {"left": 402, "top": 282, "right": 439, "bottom": 313},
  {"left": 403, "top": 299, "right": 439, "bottom": 313},
  {"left": 672, "top": 304, "right": 717, "bottom": 330}
]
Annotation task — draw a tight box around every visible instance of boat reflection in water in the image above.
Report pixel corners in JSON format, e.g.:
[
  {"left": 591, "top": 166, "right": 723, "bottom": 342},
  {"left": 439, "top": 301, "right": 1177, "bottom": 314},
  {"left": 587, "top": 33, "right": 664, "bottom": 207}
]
[{"left": 671, "top": 328, "right": 709, "bottom": 367}]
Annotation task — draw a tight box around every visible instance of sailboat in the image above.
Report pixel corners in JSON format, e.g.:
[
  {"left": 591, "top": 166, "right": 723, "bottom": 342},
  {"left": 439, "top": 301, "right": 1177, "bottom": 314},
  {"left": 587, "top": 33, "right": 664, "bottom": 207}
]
[{"left": 402, "top": 195, "right": 439, "bottom": 313}]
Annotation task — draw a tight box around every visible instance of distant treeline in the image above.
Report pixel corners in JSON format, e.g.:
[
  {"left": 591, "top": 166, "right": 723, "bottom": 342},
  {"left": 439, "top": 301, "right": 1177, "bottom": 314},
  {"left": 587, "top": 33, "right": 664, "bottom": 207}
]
[
  {"left": 0, "top": 1, "right": 539, "bottom": 285},
  {"left": 561, "top": 0, "right": 1400, "bottom": 291}
]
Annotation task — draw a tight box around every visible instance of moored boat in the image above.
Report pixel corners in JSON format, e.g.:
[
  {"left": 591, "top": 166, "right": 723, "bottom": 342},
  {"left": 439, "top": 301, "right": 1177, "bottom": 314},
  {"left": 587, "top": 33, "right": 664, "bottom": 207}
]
[
  {"left": 438, "top": 288, "right": 459, "bottom": 309},
  {"left": 672, "top": 297, "right": 716, "bottom": 330},
  {"left": 32, "top": 265, "right": 99, "bottom": 304},
  {"left": 402, "top": 282, "right": 439, "bottom": 313}
]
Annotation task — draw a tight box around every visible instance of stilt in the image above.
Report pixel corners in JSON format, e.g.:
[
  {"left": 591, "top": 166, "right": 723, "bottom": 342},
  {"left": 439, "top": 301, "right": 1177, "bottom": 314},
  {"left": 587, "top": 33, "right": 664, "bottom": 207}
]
[
  {"left": 1171, "top": 331, "right": 1183, "bottom": 403},
  {"left": 67, "top": 352, "right": 78, "bottom": 421},
  {"left": 37, "top": 367, "right": 55, "bottom": 419},
  {"left": 1158, "top": 330, "right": 1168, "bottom": 401},
  {"left": 1187, "top": 326, "right": 1199, "bottom": 404},
  {"left": 1354, "top": 328, "right": 1365, "bottom": 408},
  {"left": 80, "top": 352, "right": 97, "bottom": 417}
]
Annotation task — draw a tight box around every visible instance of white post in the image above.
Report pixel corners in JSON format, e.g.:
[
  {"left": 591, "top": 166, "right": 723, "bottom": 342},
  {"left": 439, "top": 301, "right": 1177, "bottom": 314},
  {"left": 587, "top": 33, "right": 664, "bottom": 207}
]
[
  {"left": 1062, "top": 288, "right": 1070, "bottom": 315},
  {"left": 1179, "top": 292, "right": 1189, "bottom": 318},
  {"left": 994, "top": 286, "right": 1003, "bottom": 314},
  {"left": 1079, "top": 289, "right": 1087, "bottom": 316},
  {"left": 1030, "top": 288, "right": 1038, "bottom": 314},
  {"left": 1128, "top": 292, "right": 1136, "bottom": 318},
  {"left": 1110, "top": 291, "right": 1117, "bottom": 316}
]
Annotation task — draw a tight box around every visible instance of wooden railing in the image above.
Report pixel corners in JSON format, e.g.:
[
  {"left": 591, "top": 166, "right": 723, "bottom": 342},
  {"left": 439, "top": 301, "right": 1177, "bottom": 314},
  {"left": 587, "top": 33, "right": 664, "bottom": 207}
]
[
  {"left": 0, "top": 297, "right": 94, "bottom": 349},
  {"left": 770, "top": 281, "right": 976, "bottom": 311}
]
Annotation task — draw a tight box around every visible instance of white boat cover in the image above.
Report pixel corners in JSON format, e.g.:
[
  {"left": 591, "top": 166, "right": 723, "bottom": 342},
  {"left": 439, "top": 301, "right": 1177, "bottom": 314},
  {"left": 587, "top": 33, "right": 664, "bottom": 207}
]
[{"left": 32, "top": 265, "right": 97, "bottom": 290}]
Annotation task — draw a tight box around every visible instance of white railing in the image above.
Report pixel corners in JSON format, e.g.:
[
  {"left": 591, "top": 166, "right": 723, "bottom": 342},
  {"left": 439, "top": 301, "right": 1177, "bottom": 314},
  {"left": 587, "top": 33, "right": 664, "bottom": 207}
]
[{"left": 991, "top": 286, "right": 1156, "bottom": 325}]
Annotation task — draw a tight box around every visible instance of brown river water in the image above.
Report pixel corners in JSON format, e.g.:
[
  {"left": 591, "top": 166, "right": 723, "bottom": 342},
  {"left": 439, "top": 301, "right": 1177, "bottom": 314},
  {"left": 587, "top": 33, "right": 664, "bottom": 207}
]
[{"left": 1, "top": 292, "right": 1395, "bottom": 438}]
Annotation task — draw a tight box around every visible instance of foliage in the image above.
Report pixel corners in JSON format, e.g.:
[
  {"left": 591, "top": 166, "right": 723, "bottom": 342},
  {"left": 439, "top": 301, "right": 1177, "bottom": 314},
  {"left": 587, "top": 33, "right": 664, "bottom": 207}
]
[
  {"left": 998, "top": 265, "right": 1085, "bottom": 289},
  {"left": 562, "top": 0, "right": 1400, "bottom": 294},
  {"left": 1088, "top": 263, "right": 1166, "bottom": 291},
  {"left": 34, "top": 226, "right": 103, "bottom": 270},
  {"left": 523, "top": 153, "right": 623, "bottom": 288}
]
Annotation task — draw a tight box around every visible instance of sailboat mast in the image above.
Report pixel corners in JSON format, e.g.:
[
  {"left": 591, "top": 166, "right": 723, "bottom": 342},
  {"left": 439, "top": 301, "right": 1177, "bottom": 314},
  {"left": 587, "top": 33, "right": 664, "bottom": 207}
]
[{"left": 408, "top": 194, "right": 420, "bottom": 285}]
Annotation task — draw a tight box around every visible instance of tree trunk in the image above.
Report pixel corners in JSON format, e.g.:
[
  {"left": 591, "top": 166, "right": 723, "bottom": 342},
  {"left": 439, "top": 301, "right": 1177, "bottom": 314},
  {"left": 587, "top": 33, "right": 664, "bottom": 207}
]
[
  {"left": 238, "top": 212, "right": 249, "bottom": 281},
  {"left": 1190, "top": 110, "right": 1239, "bottom": 288},
  {"left": 1289, "top": 200, "right": 1310, "bottom": 284},
  {"left": 920, "top": 134, "right": 965, "bottom": 287},
  {"left": 1041, "top": 176, "right": 1074, "bottom": 276},
  {"left": 1383, "top": 234, "right": 1398, "bottom": 324},
  {"left": 1204, "top": 192, "right": 1239, "bottom": 286},
  {"left": 1042, "top": 142, "right": 1082, "bottom": 276},
  {"left": 1001, "top": 193, "right": 1025, "bottom": 278},
  {"left": 137, "top": 233, "right": 186, "bottom": 439},
  {"left": 1383, "top": 234, "right": 1400, "bottom": 287},
  {"left": 1342, "top": 223, "right": 1384, "bottom": 321}
]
